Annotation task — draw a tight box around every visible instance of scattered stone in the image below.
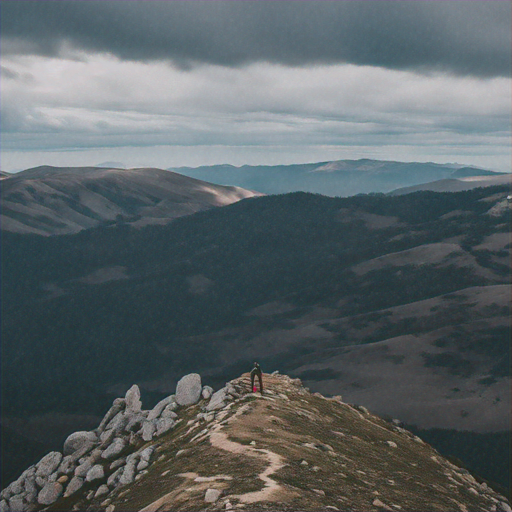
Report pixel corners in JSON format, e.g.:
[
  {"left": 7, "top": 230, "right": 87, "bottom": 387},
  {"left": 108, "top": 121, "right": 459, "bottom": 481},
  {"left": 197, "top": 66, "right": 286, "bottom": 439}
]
[
  {"left": 36, "top": 452, "right": 63, "bottom": 478},
  {"left": 498, "top": 502, "right": 512, "bottom": 512},
  {"left": 206, "top": 388, "right": 228, "bottom": 412},
  {"left": 386, "top": 441, "right": 398, "bottom": 448},
  {"left": 271, "top": 370, "right": 280, "bottom": 375},
  {"left": 250, "top": 441, "right": 256, "bottom": 446},
  {"left": 110, "top": 457, "right": 126, "bottom": 471},
  {"left": 202, "top": 386, "right": 214, "bottom": 400},
  {"left": 86, "top": 464, "right": 105, "bottom": 482},
  {"left": 74, "top": 459, "right": 93, "bottom": 478},
  {"left": 125, "top": 412, "right": 146, "bottom": 433},
  {"left": 106, "top": 505, "right": 116, "bottom": 512},
  {"left": 107, "top": 467, "right": 124, "bottom": 487},
  {"left": 58, "top": 455, "right": 77, "bottom": 475},
  {"left": 105, "top": 411, "right": 129, "bottom": 434},
  {"left": 57, "top": 475, "right": 68, "bottom": 484},
  {"left": 119, "top": 458, "right": 137, "bottom": 485},
  {"left": 312, "top": 489, "right": 325, "bottom": 496},
  {"left": 0, "top": 499, "right": 8, "bottom": 512},
  {"left": 147, "top": 396, "right": 175, "bottom": 421},
  {"left": 155, "top": 417, "right": 175, "bottom": 437},
  {"left": 37, "top": 482, "right": 63, "bottom": 505},
  {"left": 176, "top": 373, "right": 202, "bottom": 406},
  {"left": 125, "top": 384, "right": 142, "bottom": 412},
  {"left": 161, "top": 404, "right": 178, "bottom": 417},
  {"left": 373, "top": 498, "right": 393, "bottom": 510},
  {"left": 205, "top": 488, "right": 222, "bottom": 503},
  {"left": 7, "top": 496, "right": 25, "bottom": 512},
  {"left": 141, "top": 420, "right": 156, "bottom": 442},
  {"left": 137, "top": 460, "right": 150, "bottom": 472},
  {"left": 97, "top": 398, "right": 126, "bottom": 433},
  {"left": 95, "top": 484, "right": 110, "bottom": 499},
  {"left": 139, "top": 446, "right": 155, "bottom": 461},
  {"left": 63, "top": 432, "right": 97, "bottom": 456},
  {"left": 102, "top": 437, "right": 127, "bottom": 460},
  {"left": 301, "top": 460, "right": 308, "bottom": 466}
]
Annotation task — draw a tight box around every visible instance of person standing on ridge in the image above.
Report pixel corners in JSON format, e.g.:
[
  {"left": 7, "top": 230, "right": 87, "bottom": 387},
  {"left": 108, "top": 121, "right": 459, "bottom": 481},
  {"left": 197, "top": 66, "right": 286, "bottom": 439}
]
[{"left": 250, "top": 362, "right": 264, "bottom": 394}]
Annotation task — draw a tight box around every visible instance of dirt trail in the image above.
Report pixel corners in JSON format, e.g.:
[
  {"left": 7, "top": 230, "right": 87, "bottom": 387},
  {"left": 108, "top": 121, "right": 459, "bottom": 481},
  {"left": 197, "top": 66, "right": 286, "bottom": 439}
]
[{"left": 208, "top": 396, "right": 288, "bottom": 503}]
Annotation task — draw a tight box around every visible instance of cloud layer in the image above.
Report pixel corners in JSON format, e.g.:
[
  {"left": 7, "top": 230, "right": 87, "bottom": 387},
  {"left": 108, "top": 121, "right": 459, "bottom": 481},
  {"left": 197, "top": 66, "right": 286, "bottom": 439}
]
[{"left": 2, "top": 1, "right": 510, "bottom": 77}]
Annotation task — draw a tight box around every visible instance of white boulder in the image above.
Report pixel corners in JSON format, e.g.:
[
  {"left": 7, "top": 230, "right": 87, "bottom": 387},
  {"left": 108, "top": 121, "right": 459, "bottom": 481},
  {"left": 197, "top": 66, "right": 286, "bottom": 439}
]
[{"left": 175, "top": 374, "right": 202, "bottom": 406}]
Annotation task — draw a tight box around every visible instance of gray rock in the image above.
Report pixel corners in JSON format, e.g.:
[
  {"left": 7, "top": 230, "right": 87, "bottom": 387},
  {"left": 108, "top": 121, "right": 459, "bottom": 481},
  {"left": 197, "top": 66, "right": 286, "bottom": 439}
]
[
  {"left": 202, "top": 386, "right": 214, "bottom": 400},
  {"left": 37, "top": 482, "right": 63, "bottom": 506},
  {"left": 58, "top": 455, "right": 76, "bottom": 475},
  {"left": 160, "top": 405, "right": 178, "bottom": 418},
  {"left": 147, "top": 396, "right": 175, "bottom": 421},
  {"left": 498, "top": 502, "right": 512, "bottom": 512},
  {"left": 101, "top": 438, "right": 127, "bottom": 460},
  {"left": 74, "top": 459, "right": 93, "bottom": 478},
  {"left": 105, "top": 411, "right": 129, "bottom": 434},
  {"left": 125, "top": 384, "right": 142, "bottom": 413},
  {"left": 86, "top": 464, "right": 105, "bottom": 482},
  {"left": 36, "top": 452, "right": 63, "bottom": 478},
  {"left": 204, "top": 488, "right": 222, "bottom": 503},
  {"left": 107, "top": 467, "right": 123, "bottom": 488},
  {"left": 139, "top": 446, "right": 155, "bottom": 462},
  {"left": 175, "top": 373, "right": 202, "bottom": 406},
  {"left": 100, "top": 428, "right": 116, "bottom": 446},
  {"left": 94, "top": 484, "right": 110, "bottom": 499},
  {"left": 271, "top": 370, "right": 279, "bottom": 375},
  {"left": 155, "top": 418, "right": 175, "bottom": 437},
  {"left": 7, "top": 478, "right": 24, "bottom": 496},
  {"left": 0, "top": 499, "right": 8, "bottom": 512},
  {"left": 63, "top": 431, "right": 97, "bottom": 457},
  {"left": 125, "top": 412, "right": 145, "bottom": 433},
  {"left": 24, "top": 475, "right": 38, "bottom": 497},
  {"left": 63, "top": 476, "right": 84, "bottom": 497},
  {"left": 119, "top": 459, "right": 137, "bottom": 486},
  {"left": 206, "top": 388, "right": 228, "bottom": 412},
  {"left": 35, "top": 476, "right": 47, "bottom": 488},
  {"left": 110, "top": 457, "right": 126, "bottom": 471},
  {"left": 8, "top": 496, "right": 27, "bottom": 512},
  {"left": 141, "top": 420, "right": 156, "bottom": 442},
  {"left": 97, "top": 398, "right": 126, "bottom": 434},
  {"left": 137, "top": 460, "right": 149, "bottom": 472}
]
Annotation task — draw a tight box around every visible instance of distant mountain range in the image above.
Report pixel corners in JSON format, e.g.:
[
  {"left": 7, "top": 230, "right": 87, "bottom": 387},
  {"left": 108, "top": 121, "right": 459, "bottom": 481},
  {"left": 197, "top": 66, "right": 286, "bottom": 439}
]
[
  {"left": 0, "top": 166, "right": 262, "bottom": 235},
  {"left": 168, "top": 159, "right": 506, "bottom": 197}
]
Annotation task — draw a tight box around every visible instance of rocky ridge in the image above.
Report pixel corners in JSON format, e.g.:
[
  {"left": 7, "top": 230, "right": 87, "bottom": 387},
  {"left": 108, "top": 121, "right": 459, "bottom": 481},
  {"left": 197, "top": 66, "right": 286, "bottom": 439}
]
[{"left": 2, "top": 372, "right": 511, "bottom": 512}]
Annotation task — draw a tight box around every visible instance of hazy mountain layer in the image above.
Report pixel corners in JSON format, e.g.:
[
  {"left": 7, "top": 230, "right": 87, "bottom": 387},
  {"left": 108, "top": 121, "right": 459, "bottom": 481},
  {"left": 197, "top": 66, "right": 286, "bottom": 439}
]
[
  {"left": 169, "top": 159, "right": 503, "bottom": 197},
  {"left": 0, "top": 166, "right": 262, "bottom": 235},
  {"left": 391, "top": 174, "right": 511, "bottom": 195}
]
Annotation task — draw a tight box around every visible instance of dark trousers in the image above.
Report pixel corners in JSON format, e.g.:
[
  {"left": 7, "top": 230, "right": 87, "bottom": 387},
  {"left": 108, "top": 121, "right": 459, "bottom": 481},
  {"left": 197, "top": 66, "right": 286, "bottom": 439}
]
[{"left": 251, "top": 371, "right": 263, "bottom": 392}]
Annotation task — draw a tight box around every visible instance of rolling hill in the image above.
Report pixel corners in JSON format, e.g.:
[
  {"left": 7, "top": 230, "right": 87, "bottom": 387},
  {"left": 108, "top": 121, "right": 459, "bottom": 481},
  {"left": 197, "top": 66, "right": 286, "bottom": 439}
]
[{"left": 0, "top": 166, "right": 262, "bottom": 235}]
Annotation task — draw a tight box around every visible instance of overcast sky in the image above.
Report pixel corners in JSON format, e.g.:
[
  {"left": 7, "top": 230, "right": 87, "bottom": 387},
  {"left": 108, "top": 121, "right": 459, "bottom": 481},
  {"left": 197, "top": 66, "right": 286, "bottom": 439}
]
[{"left": 1, "top": 1, "right": 511, "bottom": 172}]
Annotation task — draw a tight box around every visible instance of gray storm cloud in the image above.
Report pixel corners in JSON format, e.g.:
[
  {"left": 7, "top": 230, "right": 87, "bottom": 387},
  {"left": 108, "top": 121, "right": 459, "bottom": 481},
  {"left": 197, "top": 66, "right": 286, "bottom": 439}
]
[{"left": 1, "top": 1, "right": 510, "bottom": 77}]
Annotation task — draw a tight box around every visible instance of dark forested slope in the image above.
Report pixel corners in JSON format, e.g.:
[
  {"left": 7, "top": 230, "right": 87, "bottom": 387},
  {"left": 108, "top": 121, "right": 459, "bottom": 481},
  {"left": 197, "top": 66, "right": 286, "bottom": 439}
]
[{"left": 2, "top": 186, "right": 511, "bottom": 489}]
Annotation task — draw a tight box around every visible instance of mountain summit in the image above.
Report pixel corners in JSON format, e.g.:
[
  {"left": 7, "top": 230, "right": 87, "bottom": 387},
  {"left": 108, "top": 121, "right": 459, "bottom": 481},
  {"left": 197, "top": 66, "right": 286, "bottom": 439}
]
[{"left": 2, "top": 372, "right": 510, "bottom": 512}]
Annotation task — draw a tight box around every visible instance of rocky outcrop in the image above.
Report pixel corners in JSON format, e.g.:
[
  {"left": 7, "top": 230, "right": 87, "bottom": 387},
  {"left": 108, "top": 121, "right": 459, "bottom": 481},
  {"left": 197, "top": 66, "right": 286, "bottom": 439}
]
[
  {"left": 0, "top": 373, "right": 200, "bottom": 512},
  {"left": 175, "top": 373, "right": 202, "bottom": 406}
]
